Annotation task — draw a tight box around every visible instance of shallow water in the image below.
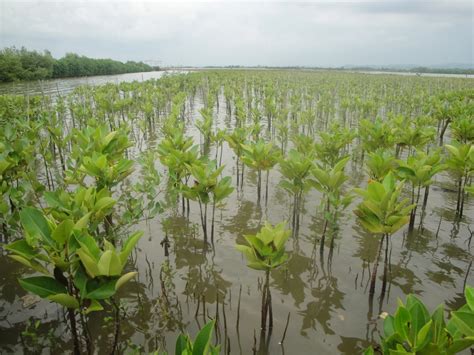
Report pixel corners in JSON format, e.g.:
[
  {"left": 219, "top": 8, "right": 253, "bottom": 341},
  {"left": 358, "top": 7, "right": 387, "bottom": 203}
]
[
  {"left": 0, "top": 70, "right": 180, "bottom": 96},
  {"left": 0, "top": 72, "right": 473, "bottom": 354}
]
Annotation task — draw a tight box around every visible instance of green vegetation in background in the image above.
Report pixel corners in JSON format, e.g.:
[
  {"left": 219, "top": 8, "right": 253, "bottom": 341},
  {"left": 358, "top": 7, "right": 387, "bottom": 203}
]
[{"left": 0, "top": 46, "right": 154, "bottom": 83}]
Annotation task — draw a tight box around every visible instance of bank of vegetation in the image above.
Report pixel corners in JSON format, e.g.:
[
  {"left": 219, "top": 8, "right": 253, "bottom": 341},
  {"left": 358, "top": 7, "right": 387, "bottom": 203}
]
[{"left": 0, "top": 46, "right": 154, "bottom": 82}]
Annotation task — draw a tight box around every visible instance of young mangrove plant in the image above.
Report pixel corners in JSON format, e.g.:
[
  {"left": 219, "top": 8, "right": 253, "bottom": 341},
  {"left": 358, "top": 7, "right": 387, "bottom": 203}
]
[
  {"left": 225, "top": 127, "right": 248, "bottom": 189},
  {"left": 183, "top": 160, "right": 233, "bottom": 244},
  {"left": 451, "top": 114, "right": 474, "bottom": 145},
  {"left": 432, "top": 90, "right": 470, "bottom": 146},
  {"left": 174, "top": 320, "right": 220, "bottom": 355},
  {"left": 444, "top": 142, "right": 473, "bottom": 217},
  {"left": 211, "top": 128, "right": 227, "bottom": 168},
  {"left": 392, "top": 114, "right": 436, "bottom": 158},
  {"left": 365, "top": 286, "right": 474, "bottom": 355},
  {"left": 196, "top": 107, "right": 214, "bottom": 154},
  {"left": 6, "top": 206, "right": 142, "bottom": 354},
  {"left": 354, "top": 172, "right": 415, "bottom": 297},
  {"left": 311, "top": 157, "right": 353, "bottom": 252},
  {"left": 157, "top": 128, "right": 199, "bottom": 215},
  {"left": 0, "top": 121, "right": 39, "bottom": 236},
  {"left": 358, "top": 118, "right": 394, "bottom": 162},
  {"left": 314, "top": 123, "right": 354, "bottom": 168},
  {"left": 126, "top": 150, "right": 163, "bottom": 223},
  {"left": 366, "top": 149, "right": 398, "bottom": 182},
  {"left": 236, "top": 222, "right": 291, "bottom": 333},
  {"left": 279, "top": 149, "right": 314, "bottom": 232},
  {"left": 68, "top": 125, "right": 134, "bottom": 190},
  {"left": 397, "top": 149, "right": 445, "bottom": 230},
  {"left": 67, "top": 125, "right": 134, "bottom": 238},
  {"left": 241, "top": 140, "right": 280, "bottom": 204},
  {"left": 275, "top": 111, "right": 289, "bottom": 154}
]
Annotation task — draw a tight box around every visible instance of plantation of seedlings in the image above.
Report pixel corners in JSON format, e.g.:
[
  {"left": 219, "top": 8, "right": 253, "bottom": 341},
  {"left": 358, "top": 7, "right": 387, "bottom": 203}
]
[{"left": 0, "top": 70, "right": 473, "bottom": 354}]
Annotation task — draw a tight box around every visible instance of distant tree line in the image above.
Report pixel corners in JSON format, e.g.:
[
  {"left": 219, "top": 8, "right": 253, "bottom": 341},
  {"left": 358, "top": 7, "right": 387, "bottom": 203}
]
[{"left": 0, "top": 46, "right": 154, "bottom": 82}]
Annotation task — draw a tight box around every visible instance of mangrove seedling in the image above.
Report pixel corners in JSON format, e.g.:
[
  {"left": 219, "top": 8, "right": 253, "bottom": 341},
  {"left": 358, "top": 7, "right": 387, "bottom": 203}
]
[
  {"left": 241, "top": 140, "right": 280, "bottom": 204},
  {"left": 364, "top": 286, "right": 474, "bottom": 355},
  {"left": 311, "top": 157, "right": 353, "bottom": 251},
  {"left": 225, "top": 127, "right": 248, "bottom": 189},
  {"left": 444, "top": 142, "right": 473, "bottom": 217},
  {"left": 396, "top": 149, "right": 445, "bottom": 230},
  {"left": 236, "top": 222, "right": 291, "bottom": 332},
  {"left": 354, "top": 172, "right": 415, "bottom": 296},
  {"left": 196, "top": 108, "right": 214, "bottom": 153},
  {"left": 279, "top": 149, "right": 314, "bottom": 231},
  {"left": 183, "top": 160, "right": 233, "bottom": 244},
  {"left": 175, "top": 320, "right": 220, "bottom": 355},
  {"left": 314, "top": 123, "right": 354, "bottom": 168},
  {"left": 68, "top": 125, "right": 134, "bottom": 190},
  {"left": 366, "top": 149, "right": 398, "bottom": 182},
  {"left": 6, "top": 206, "right": 142, "bottom": 354}
]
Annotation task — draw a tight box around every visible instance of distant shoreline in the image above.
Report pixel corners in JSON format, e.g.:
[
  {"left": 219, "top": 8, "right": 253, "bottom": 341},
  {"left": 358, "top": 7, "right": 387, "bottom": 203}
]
[{"left": 163, "top": 66, "right": 474, "bottom": 78}]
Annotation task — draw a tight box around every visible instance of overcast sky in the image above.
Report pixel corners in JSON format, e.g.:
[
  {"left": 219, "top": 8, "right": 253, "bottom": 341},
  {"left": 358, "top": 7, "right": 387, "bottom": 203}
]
[{"left": 0, "top": 0, "right": 472, "bottom": 67}]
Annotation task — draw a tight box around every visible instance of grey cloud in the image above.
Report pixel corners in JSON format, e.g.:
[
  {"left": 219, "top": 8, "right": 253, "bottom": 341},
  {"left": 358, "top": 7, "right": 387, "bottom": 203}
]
[{"left": 0, "top": 0, "right": 472, "bottom": 67}]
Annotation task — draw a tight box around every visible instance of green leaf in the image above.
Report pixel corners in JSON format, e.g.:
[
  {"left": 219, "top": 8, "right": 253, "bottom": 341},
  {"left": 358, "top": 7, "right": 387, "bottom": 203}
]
[
  {"left": 98, "top": 250, "right": 122, "bottom": 276},
  {"left": 94, "top": 197, "right": 116, "bottom": 212},
  {"left": 52, "top": 219, "right": 74, "bottom": 245},
  {"left": 414, "top": 319, "right": 432, "bottom": 351},
  {"left": 9, "top": 255, "right": 49, "bottom": 274},
  {"left": 431, "top": 304, "right": 446, "bottom": 345},
  {"left": 85, "top": 299, "right": 104, "bottom": 315},
  {"left": 367, "top": 182, "right": 386, "bottom": 201},
  {"left": 5, "top": 239, "right": 36, "bottom": 259},
  {"left": 450, "top": 310, "right": 474, "bottom": 336},
  {"left": 47, "top": 293, "right": 79, "bottom": 309},
  {"left": 119, "top": 231, "right": 143, "bottom": 265},
  {"left": 43, "top": 191, "right": 67, "bottom": 210},
  {"left": 74, "top": 266, "right": 88, "bottom": 298},
  {"left": 20, "top": 207, "right": 53, "bottom": 247},
  {"left": 393, "top": 306, "right": 410, "bottom": 343},
  {"left": 192, "top": 320, "right": 215, "bottom": 355},
  {"left": 115, "top": 271, "right": 137, "bottom": 291},
  {"left": 86, "top": 279, "right": 117, "bottom": 300},
  {"left": 397, "top": 166, "right": 416, "bottom": 179},
  {"left": 77, "top": 248, "right": 100, "bottom": 278},
  {"left": 384, "top": 315, "right": 395, "bottom": 337},
  {"left": 465, "top": 286, "right": 474, "bottom": 311},
  {"left": 447, "top": 337, "right": 474, "bottom": 354},
  {"left": 409, "top": 299, "right": 430, "bottom": 341},
  {"left": 74, "top": 212, "right": 92, "bottom": 231},
  {"left": 75, "top": 233, "right": 101, "bottom": 260},
  {"left": 175, "top": 334, "right": 189, "bottom": 355},
  {"left": 19, "top": 276, "right": 67, "bottom": 298}
]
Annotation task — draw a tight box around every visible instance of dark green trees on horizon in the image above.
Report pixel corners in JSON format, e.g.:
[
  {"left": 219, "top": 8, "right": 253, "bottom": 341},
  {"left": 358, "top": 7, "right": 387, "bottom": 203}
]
[{"left": 0, "top": 46, "right": 154, "bottom": 83}]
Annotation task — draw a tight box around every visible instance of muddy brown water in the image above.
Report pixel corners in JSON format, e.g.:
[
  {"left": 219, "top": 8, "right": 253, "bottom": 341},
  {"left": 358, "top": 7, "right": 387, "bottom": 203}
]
[{"left": 0, "top": 71, "right": 473, "bottom": 354}]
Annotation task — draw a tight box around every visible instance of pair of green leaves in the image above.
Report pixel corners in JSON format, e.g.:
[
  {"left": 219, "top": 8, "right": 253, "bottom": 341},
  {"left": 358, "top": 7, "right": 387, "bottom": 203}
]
[
  {"left": 236, "top": 222, "right": 291, "bottom": 271},
  {"left": 76, "top": 231, "right": 142, "bottom": 279},
  {"left": 279, "top": 149, "right": 314, "bottom": 195},
  {"left": 182, "top": 161, "right": 230, "bottom": 205},
  {"left": 396, "top": 149, "right": 445, "bottom": 187},
  {"left": 354, "top": 172, "right": 415, "bottom": 235},
  {"left": 241, "top": 140, "right": 281, "bottom": 171},
  {"left": 175, "top": 320, "right": 220, "bottom": 355}
]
